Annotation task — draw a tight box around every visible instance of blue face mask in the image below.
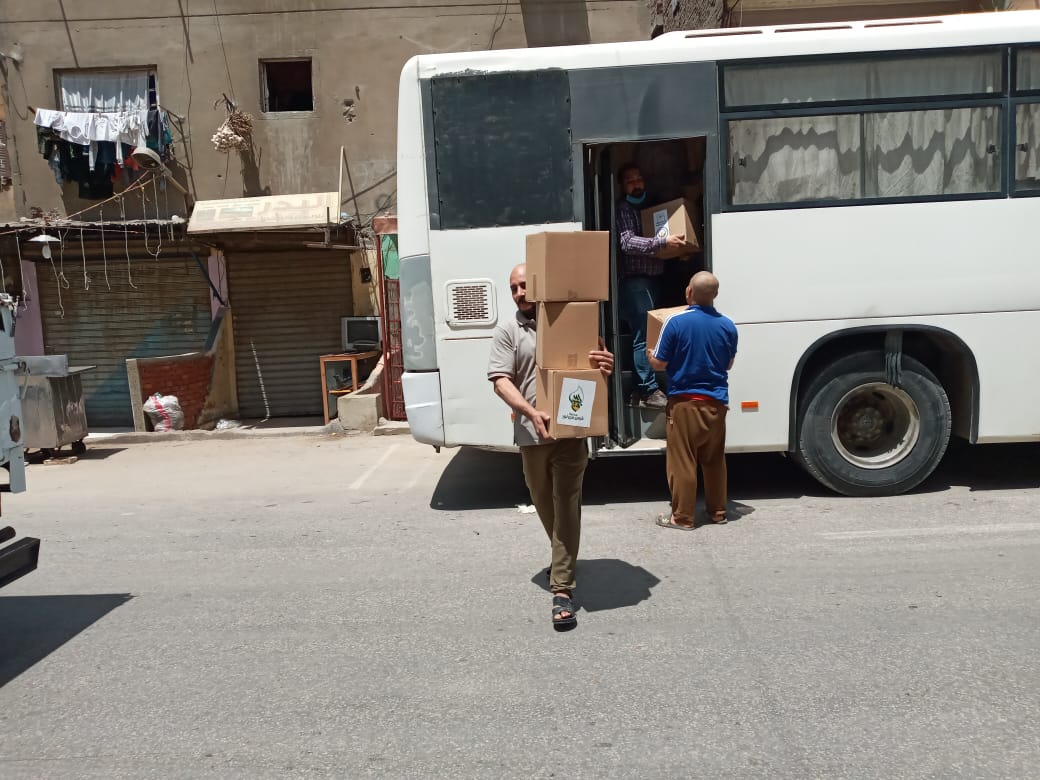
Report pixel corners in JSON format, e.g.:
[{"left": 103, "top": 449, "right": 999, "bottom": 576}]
[{"left": 626, "top": 192, "right": 647, "bottom": 206}]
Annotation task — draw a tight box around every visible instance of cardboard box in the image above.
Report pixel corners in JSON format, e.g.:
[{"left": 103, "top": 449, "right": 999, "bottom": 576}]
[
  {"left": 536, "top": 302, "right": 600, "bottom": 370},
  {"left": 536, "top": 368, "right": 608, "bottom": 439},
  {"left": 647, "top": 306, "right": 690, "bottom": 353},
  {"left": 525, "top": 231, "right": 609, "bottom": 302},
  {"left": 641, "top": 198, "right": 702, "bottom": 258}
]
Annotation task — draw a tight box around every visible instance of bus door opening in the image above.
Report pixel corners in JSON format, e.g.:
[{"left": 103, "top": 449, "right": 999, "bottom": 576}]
[{"left": 584, "top": 137, "right": 709, "bottom": 451}]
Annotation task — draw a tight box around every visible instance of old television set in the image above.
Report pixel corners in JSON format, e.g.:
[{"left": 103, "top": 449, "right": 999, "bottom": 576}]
[{"left": 341, "top": 316, "right": 381, "bottom": 353}]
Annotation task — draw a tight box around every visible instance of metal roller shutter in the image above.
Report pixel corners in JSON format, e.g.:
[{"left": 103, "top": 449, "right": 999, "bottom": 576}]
[
  {"left": 227, "top": 251, "right": 352, "bottom": 418},
  {"left": 38, "top": 238, "right": 213, "bottom": 427}
]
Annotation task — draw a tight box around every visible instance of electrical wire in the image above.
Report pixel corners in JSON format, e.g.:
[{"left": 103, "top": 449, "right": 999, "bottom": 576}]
[
  {"left": 80, "top": 229, "right": 90, "bottom": 290},
  {"left": 99, "top": 205, "right": 111, "bottom": 290},
  {"left": 120, "top": 197, "right": 138, "bottom": 289},
  {"left": 212, "top": 0, "right": 236, "bottom": 100}
]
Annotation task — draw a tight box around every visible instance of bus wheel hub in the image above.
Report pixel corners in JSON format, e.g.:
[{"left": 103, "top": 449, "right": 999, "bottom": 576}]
[{"left": 830, "top": 383, "right": 921, "bottom": 470}]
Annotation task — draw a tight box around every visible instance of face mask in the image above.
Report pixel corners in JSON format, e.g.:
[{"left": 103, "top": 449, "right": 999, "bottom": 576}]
[{"left": 626, "top": 192, "right": 646, "bottom": 206}]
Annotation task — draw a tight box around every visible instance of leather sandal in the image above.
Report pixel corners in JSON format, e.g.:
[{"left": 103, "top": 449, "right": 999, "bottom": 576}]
[{"left": 551, "top": 595, "right": 577, "bottom": 631}]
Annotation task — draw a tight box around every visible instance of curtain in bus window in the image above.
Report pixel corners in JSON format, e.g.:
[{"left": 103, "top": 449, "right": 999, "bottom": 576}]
[
  {"left": 1017, "top": 49, "right": 1040, "bottom": 92},
  {"left": 864, "top": 107, "right": 1001, "bottom": 198},
  {"left": 1015, "top": 103, "right": 1040, "bottom": 190},
  {"left": 725, "top": 53, "right": 1002, "bottom": 108},
  {"left": 728, "top": 115, "right": 861, "bottom": 205},
  {"left": 60, "top": 72, "right": 151, "bottom": 112}
]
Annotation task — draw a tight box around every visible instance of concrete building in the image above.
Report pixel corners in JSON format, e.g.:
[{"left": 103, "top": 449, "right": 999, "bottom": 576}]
[{"left": 0, "top": 1, "right": 645, "bottom": 428}]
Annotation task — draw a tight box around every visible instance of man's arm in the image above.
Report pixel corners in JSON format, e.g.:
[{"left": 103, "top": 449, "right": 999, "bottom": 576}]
[
  {"left": 648, "top": 352, "right": 668, "bottom": 371},
  {"left": 617, "top": 202, "right": 663, "bottom": 256},
  {"left": 617, "top": 202, "right": 686, "bottom": 256},
  {"left": 490, "top": 375, "right": 551, "bottom": 440}
]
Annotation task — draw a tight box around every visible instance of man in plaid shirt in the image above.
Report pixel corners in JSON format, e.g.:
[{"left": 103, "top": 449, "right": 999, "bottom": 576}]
[{"left": 615, "top": 163, "right": 687, "bottom": 409}]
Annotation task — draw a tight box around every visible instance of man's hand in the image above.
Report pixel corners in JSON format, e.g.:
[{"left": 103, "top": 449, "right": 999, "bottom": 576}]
[
  {"left": 526, "top": 408, "right": 553, "bottom": 440},
  {"left": 647, "top": 346, "right": 667, "bottom": 371},
  {"left": 589, "top": 338, "right": 615, "bottom": 378},
  {"left": 665, "top": 234, "right": 686, "bottom": 249}
]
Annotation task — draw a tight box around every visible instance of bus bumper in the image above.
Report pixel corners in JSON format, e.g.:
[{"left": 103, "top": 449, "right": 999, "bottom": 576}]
[{"left": 402, "top": 371, "right": 445, "bottom": 447}]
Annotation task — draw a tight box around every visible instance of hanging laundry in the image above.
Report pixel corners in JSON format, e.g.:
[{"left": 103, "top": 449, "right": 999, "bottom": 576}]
[{"left": 34, "top": 106, "right": 170, "bottom": 197}]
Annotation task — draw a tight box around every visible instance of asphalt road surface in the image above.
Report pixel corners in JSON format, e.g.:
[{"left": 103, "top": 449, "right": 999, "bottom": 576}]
[{"left": 1, "top": 434, "right": 1038, "bottom": 778}]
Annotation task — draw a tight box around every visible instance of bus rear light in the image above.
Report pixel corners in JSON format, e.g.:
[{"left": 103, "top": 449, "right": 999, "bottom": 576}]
[{"left": 741, "top": 401, "right": 759, "bottom": 411}]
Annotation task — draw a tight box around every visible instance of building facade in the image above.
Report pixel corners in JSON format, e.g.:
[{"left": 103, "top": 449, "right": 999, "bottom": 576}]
[{"left": 0, "top": 1, "right": 646, "bottom": 427}]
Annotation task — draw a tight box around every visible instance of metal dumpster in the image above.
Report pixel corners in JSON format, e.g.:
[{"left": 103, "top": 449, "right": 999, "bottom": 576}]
[{"left": 19, "top": 355, "right": 94, "bottom": 455}]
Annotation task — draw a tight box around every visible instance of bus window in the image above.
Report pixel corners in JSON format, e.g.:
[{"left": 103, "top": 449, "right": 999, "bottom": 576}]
[
  {"left": 1016, "top": 48, "right": 1040, "bottom": 93},
  {"left": 429, "top": 70, "right": 573, "bottom": 230},
  {"left": 728, "top": 106, "right": 1001, "bottom": 206},
  {"left": 1015, "top": 103, "right": 1040, "bottom": 192},
  {"left": 723, "top": 50, "right": 1002, "bottom": 109}
]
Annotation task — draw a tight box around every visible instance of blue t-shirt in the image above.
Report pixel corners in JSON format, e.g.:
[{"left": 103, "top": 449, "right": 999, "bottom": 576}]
[{"left": 654, "top": 305, "right": 738, "bottom": 404}]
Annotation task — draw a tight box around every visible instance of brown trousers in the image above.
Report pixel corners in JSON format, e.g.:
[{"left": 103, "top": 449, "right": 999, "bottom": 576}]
[
  {"left": 520, "top": 438, "right": 588, "bottom": 593},
  {"left": 666, "top": 397, "right": 728, "bottom": 524}
]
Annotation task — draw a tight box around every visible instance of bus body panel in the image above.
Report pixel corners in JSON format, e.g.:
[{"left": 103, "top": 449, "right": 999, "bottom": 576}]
[
  {"left": 411, "top": 11, "right": 1040, "bottom": 79},
  {"left": 396, "top": 10, "right": 1040, "bottom": 484},
  {"left": 428, "top": 223, "right": 583, "bottom": 448},
  {"left": 396, "top": 57, "right": 430, "bottom": 261},
  {"left": 402, "top": 370, "right": 445, "bottom": 446},
  {"left": 712, "top": 199, "right": 1040, "bottom": 326},
  {"left": 726, "top": 310, "right": 1040, "bottom": 451}
]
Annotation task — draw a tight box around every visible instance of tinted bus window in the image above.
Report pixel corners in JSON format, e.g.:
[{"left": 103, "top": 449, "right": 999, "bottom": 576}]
[{"left": 429, "top": 71, "right": 573, "bottom": 230}]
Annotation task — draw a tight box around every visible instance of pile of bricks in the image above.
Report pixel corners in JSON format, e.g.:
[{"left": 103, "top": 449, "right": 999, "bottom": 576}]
[{"left": 137, "top": 354, "right": 214, "bottom": 430}]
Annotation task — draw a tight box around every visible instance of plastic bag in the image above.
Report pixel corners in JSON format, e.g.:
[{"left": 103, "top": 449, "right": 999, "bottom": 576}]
[{"left": 143, "top": 393, "right": 185, "bottom": 432}]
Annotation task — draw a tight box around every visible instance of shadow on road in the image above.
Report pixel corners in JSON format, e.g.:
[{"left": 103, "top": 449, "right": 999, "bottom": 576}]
[
  {"left": 529, "top": 558, "right": 661, "bottom": 613},
  {"left": 429, "top": 446, "right": 819, "bottom": 511},
  {"left": 918, "top": 439, "right": 1040, "bottom": 493},
  {"left": 0, "top": 593, "right": 133, "bottom": 688},
  {"left": 430, "top": 439, "right": 1040, "bottom": 511}
]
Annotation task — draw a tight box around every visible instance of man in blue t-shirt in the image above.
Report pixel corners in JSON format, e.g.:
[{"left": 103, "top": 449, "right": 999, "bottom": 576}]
[{"left": 648, "top": 271, "right": 738, "bottom": 530}]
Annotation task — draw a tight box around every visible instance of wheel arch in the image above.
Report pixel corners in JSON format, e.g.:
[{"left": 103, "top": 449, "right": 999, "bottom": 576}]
[{"left": 788, "top": 325, "right": 980, "bottom": 452}]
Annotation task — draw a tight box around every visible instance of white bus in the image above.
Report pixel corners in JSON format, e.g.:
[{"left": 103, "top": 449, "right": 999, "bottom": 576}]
[{"left": 395, "top": 10, "right": 1040, "bottom": 497}]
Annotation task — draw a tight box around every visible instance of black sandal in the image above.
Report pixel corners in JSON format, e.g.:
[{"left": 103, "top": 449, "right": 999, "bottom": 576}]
[{"left": 551, "top": 595, "right": 577, "bottom": 631}]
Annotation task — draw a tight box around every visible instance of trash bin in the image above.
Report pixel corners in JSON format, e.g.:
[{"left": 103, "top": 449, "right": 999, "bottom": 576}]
[{"left": 19, "top": 355, "right": 95, "bottom": 455}]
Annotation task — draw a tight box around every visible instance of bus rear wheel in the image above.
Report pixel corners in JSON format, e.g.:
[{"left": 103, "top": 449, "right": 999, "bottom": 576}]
[{"left": 795, "top": 352, "right": 951, "bottom": 497}]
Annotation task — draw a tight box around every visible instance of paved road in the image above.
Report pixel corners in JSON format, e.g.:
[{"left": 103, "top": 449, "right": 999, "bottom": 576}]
[{"left": 1, "top": 434, "right": 1039, "bottom": 778}]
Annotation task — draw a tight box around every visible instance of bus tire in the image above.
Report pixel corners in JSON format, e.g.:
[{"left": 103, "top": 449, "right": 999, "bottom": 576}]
[{"left": 795, "top": 351, "right": 951, "bottom": 497}]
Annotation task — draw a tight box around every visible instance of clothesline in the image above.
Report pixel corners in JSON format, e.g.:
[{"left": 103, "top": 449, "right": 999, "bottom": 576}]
[{"left": 0, "top": 173, "right": 182, "bottom": 240}]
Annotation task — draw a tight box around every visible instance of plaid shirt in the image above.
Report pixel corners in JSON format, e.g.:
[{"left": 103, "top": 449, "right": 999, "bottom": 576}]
[{"left": 616, "top": 199, "right": 666, "bottom": 277}]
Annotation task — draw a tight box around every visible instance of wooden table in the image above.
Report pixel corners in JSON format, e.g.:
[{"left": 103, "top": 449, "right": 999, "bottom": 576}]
[{"left": 319, "top": 351, "right": 381, "bottom": 424}]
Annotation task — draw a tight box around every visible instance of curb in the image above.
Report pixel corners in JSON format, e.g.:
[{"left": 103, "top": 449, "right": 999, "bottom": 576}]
[
  {"left": 86, "top": 427, "right": 339, "bottom": 445},
  {"left": 85, "top": 422, "right": 412, "bottom": 445}
]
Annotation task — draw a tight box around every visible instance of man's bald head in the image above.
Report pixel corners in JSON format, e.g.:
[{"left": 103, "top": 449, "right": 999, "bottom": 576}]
[
  {"left": 509, "top": 263, "right": 533, "bottom": 314},
  {"left": 687, "top": 271, "right": 719, "bottom": 307}
]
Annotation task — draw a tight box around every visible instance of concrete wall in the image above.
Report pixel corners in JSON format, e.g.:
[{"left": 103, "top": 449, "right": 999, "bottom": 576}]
[
  {"left": 203, "top": 306, "right": 238, "bottom": 427},
  {"left": 134, "top": 352, "right": 215, "bottom": 430},
  {"left": 0, "top": 1, "right": 645, "bottom": 223},
  {"left": 126, "top": 307, "right": 237, "bottom": 431}
]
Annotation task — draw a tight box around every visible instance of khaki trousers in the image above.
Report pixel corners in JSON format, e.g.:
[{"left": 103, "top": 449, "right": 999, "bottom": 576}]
[
  {"left": 666, "top": 397, "right": 728, "bottom": 524},
  {"left": 520, "top": 438, "right": 588, "bottom": 593}
]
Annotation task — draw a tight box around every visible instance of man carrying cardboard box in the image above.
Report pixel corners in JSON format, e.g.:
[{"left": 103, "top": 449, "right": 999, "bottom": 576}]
[
  {"left": 487, "top": 263, "right": 614, "bottom": 631},
  {"left": 648, "top": 272, "right": 738, "bottom": 530},
  {"left": 615, "top": 163, "right": 688, "bottom": 410}
]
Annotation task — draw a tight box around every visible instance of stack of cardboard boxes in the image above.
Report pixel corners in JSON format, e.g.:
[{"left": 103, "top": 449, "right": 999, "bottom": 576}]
[{"left": 525, "top": 231, "right": 610, "bottom": 439}]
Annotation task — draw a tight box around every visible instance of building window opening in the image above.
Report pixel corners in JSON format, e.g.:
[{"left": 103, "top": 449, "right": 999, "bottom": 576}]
[{"left": 261, "top": 59, "right": 313, "bottom": 113}]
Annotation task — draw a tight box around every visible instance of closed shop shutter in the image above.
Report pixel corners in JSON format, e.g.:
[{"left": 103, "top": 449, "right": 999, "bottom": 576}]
[
  {"left": 37, "top": 238, "right": 214, "bottom": 427},
  {"left": 227, "top": 251, "right": 352, "bottom": 418}
]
